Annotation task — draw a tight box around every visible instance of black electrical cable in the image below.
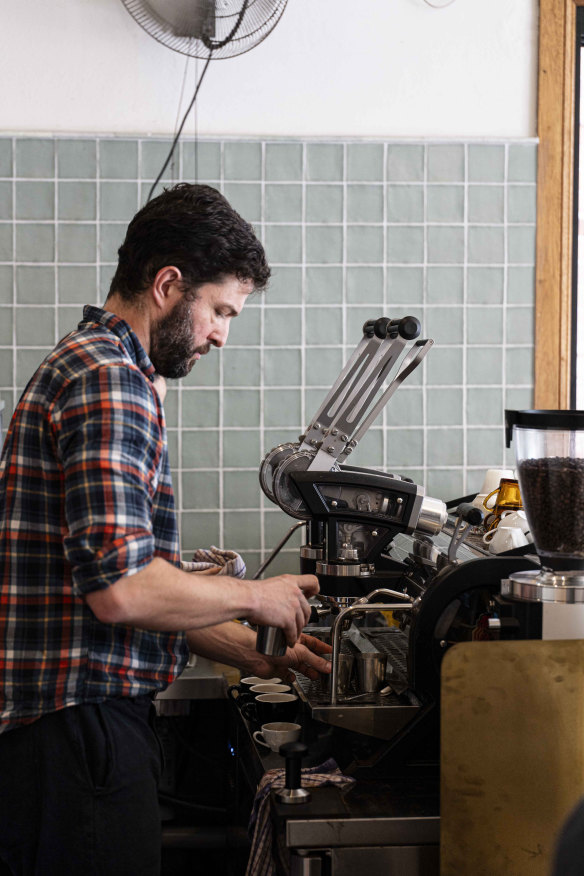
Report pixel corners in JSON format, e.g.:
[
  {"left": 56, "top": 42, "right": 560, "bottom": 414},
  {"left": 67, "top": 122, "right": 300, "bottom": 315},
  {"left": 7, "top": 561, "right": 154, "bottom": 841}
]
[
  {"left": 202, "top": 0, "right": 250, "bottom": 51},
  {"left": 146, "top": 51, "right": 213, "bottom": 203}
]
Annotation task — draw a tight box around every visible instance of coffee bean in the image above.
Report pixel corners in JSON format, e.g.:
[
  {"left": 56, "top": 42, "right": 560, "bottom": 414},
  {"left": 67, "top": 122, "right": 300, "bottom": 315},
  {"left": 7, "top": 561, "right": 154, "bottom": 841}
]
[{"left": 518, "top": 457, "right": 584, "bottom": 557}]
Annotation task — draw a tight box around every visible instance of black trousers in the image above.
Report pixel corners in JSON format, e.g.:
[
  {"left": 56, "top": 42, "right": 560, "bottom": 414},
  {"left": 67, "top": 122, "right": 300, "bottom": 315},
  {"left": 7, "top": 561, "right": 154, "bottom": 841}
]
[{"left": 0, "top": 696, "right": 163, "bottom": 876}]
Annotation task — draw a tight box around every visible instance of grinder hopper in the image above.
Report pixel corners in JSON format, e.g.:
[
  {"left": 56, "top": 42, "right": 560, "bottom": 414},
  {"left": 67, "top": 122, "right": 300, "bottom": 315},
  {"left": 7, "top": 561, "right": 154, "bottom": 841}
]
[{"left": 503, "top": 409, "right": 584, "bottom": 602}]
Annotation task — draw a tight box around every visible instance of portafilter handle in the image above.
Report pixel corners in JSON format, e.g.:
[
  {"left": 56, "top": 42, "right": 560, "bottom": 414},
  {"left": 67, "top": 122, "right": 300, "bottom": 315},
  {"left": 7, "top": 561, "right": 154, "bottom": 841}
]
[{"left": 275, "top": 742, "right": 311, "bottom": 804}]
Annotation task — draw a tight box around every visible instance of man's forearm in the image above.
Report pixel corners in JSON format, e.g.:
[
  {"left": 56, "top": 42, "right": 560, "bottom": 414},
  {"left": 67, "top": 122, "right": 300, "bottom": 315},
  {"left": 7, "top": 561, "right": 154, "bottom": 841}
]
[
  {"left": 85, "top": 557, "right": 258, "bottom": 631},
  {"left": 186, "top": 621, "right": 264, "bottom": 676},
  {"left": 85, "top": 556, "right": 319, "bottom": 647}
]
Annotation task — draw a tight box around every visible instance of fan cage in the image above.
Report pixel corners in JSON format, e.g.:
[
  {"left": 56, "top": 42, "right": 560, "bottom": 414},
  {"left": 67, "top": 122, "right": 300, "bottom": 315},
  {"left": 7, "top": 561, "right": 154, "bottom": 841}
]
[{"left": 121, "top": 0, "right": 288, "bottom": 60}]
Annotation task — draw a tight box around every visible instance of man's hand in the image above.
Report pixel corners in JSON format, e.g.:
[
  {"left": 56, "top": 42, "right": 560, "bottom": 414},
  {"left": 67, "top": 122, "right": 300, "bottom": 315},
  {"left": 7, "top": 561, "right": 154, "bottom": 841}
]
[
  {"left": 251, "top": 632, "right": 332, "bottom": 683},
  {"left": 247, "top": 574, "right": 319, "bottom": 647}
]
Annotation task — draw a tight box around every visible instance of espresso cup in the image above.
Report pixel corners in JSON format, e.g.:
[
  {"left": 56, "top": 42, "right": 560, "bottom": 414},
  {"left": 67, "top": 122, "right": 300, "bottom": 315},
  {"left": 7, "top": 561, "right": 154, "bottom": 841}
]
[
  {"left": 241, "top": 676, "right": 281, "bottom": 689},
  {"left": 241, "top": 693, "right": 299, "bottom": 726},
  {"left": 483, "top": 478, "right": 522, "bottom": 516},
  {"left": 499, "top": 509, "right": 531, "bottom": 535},
  {"left": 250, "top": 683, "right": 291, "bottom": 695},
  {"left": 253, "top": 722, "right": 301, "bottom": 752},
  {"left": 478, "top": 468, "right": 515, "bottom": 500},
  {"left": 486, "top": 525, "right": 529, "bottom": 555},
  {"left": 227, "top": 676, "right": 282, "bottom": 703},
  {"left": 483, "top": 527, "right": 502, "bottom": 545},
  {"left": 471, "top": 492, "right": 490, "bottom": 511}
]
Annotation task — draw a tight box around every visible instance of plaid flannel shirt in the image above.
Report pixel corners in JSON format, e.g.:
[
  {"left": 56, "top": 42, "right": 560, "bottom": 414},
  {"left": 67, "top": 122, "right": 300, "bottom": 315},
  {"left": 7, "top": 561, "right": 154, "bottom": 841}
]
[{"left": 0, "top": 305, "right": 188, "bottom": 733}]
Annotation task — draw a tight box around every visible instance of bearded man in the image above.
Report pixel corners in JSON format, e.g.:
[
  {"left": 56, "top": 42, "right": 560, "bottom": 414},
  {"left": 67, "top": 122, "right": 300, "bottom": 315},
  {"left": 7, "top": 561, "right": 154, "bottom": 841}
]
[{"left": 0, "top": 184, "right": 329, "bottom": 875}]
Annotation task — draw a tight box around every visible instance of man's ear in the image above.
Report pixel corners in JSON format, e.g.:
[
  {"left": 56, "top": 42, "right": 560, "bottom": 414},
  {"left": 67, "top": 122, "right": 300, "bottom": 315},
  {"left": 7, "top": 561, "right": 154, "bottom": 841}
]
[{"left": 151, "top": 266, "right": 183, "bottom": 311}]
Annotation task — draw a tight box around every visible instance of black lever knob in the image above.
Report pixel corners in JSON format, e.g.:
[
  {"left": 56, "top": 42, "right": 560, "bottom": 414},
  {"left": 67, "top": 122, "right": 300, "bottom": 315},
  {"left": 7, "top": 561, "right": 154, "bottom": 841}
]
[
  {"left": 374, "top": 317, "right": 392, "bottom": 339},
  {"left": 372, "top": 316, "right": 421, "bottom": 340},
  {"left": 456, "top": 502, "right": 484, "bottom": 526},
  {"left": 397, "top": 315, "right": 421, "bottom": 340},
  {"left": 275, "top": 741, "right": 311, "bottom": 805}
]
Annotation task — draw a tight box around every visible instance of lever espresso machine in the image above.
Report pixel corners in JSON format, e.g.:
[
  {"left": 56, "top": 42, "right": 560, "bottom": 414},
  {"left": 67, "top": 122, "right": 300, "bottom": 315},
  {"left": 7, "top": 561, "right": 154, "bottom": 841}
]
[
  {"left": 253, "top": 315, "right": 542, "bottom": 771},
  {"left": 254, "top": 315, "right": 448, "bottom": 658}
]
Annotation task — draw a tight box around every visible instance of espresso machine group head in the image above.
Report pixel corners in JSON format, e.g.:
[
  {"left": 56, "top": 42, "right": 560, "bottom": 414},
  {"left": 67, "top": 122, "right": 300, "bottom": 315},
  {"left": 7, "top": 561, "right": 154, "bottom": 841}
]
[{"left": 259, "top": 316, "right": 448, "bottom": 596}]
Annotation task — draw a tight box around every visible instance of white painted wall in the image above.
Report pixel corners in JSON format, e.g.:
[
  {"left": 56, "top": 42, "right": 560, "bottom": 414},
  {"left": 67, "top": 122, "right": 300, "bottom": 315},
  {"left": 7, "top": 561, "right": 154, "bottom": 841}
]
[{"left": 1, "top": 0, "right": 538, "bottom": 138}]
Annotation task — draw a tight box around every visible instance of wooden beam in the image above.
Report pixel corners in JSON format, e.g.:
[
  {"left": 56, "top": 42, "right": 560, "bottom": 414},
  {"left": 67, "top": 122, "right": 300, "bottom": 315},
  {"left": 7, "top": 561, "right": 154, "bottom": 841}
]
[{"left": 535, "top": 0, "right": 577, "bottom": 408}]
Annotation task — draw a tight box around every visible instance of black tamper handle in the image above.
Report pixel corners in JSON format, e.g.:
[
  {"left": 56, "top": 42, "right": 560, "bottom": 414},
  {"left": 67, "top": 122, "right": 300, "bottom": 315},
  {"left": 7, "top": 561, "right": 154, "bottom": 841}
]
[
  {"left": 276, "top": 742, "right": 311, "bottom": 804},
  {"left": 456, "top": 502, "right": 484, "bottom": 526},
  {"left": 282, "top": 741, "right": 306, "bottom": 787}
]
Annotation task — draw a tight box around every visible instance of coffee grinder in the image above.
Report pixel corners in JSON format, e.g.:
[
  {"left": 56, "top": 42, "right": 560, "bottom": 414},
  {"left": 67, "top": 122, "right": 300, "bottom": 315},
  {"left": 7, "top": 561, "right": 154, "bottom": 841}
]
[{"left": 503, "top": 409, "right": 584, "bottom": 603}]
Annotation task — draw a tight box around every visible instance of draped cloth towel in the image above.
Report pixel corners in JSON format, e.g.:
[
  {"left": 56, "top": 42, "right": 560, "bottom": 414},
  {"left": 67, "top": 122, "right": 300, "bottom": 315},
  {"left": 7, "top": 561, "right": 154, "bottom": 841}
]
[
  {"left": 245, "top": 758, "right": 355, "bottom": 876},
  {"left": 181, "top": 546, "right": 246, "bottom": 578}
]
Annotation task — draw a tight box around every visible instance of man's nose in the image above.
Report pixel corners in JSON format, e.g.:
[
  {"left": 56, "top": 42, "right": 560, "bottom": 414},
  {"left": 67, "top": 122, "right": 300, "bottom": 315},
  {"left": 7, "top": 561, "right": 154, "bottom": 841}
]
[{"left": 209, "top": 323, "right": 230, "bottom": 348}]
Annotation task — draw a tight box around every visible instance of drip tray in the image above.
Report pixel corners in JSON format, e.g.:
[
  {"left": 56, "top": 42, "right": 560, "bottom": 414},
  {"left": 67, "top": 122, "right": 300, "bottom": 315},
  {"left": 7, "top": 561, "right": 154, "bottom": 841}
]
[{"left": 294, "top": 627, "right": 421, "bottom": 740}]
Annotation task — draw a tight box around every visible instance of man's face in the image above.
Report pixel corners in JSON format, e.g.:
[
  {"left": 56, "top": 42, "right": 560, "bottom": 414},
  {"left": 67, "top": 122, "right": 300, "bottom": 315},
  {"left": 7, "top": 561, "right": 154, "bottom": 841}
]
[{"left": 149, "top": 275, "right": 252, "bottom": 379}]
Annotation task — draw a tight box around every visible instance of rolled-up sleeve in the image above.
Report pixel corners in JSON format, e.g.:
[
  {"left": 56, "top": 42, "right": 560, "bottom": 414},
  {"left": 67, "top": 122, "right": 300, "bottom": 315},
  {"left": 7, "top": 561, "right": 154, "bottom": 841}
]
[{"left": 54, "top": 363, "right": 164, "bottom": 596}]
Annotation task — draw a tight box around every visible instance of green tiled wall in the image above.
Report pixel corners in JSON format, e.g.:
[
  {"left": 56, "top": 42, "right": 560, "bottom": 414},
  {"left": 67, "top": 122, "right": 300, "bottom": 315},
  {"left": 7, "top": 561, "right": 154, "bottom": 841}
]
[{"left": 0, "top": 136, "right": 537, "bottom": 575}]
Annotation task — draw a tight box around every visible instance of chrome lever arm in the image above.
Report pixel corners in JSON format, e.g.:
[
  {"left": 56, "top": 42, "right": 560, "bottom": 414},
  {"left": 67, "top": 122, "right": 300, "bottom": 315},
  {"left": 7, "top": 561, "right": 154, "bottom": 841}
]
[
  {"left": 298, "top": 330, "right": 386, "bottom": 452},
  {"left": 336, "top": 339, "right": 433, "bottom": 463},
  {"left": 300, "top": 317, "right": 422, "bottom": 471}
]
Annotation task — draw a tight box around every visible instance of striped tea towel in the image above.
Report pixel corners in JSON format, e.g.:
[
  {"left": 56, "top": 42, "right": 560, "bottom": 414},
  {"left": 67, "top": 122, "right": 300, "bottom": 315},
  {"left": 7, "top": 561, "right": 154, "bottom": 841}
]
[
  {"left": 181, "top": 546, "right": 246, "bottom": 579},
  {"left": 246, "top": 758, "right": 354, "bottom": 876}
]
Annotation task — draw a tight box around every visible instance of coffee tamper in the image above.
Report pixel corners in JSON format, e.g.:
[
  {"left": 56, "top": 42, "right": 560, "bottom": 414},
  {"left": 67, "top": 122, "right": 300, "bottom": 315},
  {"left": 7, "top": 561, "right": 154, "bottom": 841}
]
[
  {"left": 256, "top": 625, "right": 287, "bottom": 657},
  {"left": 275, "top": 742, "right": 311, "bottom": 804}
]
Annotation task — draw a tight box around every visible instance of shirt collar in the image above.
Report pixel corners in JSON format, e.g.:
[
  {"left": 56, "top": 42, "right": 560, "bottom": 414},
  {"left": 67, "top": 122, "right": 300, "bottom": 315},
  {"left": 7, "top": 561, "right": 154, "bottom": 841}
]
[{"left": 80, "top": 305, "right": 156, "bottom": 380}]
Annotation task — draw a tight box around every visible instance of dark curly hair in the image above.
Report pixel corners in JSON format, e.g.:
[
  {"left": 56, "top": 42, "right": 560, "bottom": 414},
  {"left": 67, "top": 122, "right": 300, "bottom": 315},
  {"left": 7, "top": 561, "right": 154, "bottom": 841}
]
[{"left": 108, "top": 183, "right": 270, "bottom": 301}]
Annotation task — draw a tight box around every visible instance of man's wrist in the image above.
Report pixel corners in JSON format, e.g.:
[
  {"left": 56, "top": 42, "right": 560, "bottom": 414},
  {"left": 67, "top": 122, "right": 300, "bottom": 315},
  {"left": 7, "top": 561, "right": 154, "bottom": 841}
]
[{"left": 235, "top": 577, "right": 259, "bottom": 623}]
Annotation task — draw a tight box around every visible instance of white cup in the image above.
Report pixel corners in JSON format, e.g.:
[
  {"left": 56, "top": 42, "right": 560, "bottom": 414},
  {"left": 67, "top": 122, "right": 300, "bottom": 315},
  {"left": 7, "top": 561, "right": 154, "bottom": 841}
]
[
  {"left": 484, "top": 525, "right": 528, "bottom": 554},
  {"left": 250, "top": 683, "right": 291, "bottom": 695},
  {"left": 240, "top": 676, "right": 281, "bottom": 689},
  {"left": 479, "top": 468, "right": 515, "bottom": 495},
  {"left": 253, "top": 721, "right": 301, "bottom": 752},
  {"left": 473, "top": 469, "right": 515, "bottom": 510},
  {"left": 471, "top": 493, "right": 489, "bottom": 511},
  {"left": 499, "top": 509, "right": 531, "bottom": 537}
]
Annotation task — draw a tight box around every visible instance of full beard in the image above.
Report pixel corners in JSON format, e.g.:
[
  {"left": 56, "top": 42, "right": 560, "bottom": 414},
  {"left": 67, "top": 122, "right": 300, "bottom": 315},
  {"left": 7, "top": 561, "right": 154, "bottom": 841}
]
[{"left": 149, "top": 296, "right": 209, "bottom": 379}]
